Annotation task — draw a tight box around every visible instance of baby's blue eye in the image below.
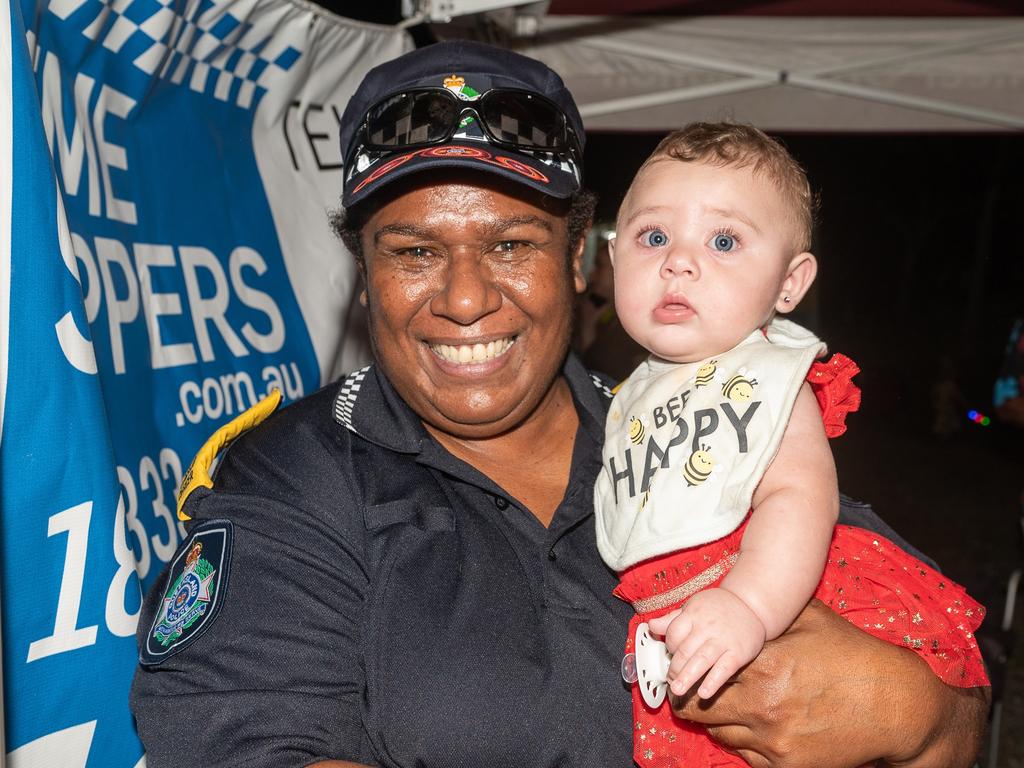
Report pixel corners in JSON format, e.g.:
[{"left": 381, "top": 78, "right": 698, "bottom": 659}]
[
  {"left": 710, "top": 233, "right": 736, "bottom": 252},
  {"left": 641, "top": 229, "right": 669, "bottom": 247}
]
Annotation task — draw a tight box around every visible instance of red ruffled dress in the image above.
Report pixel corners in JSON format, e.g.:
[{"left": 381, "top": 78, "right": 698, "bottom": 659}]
[{"left": 615, "top": 354, "right": 988, "bottom": 768}]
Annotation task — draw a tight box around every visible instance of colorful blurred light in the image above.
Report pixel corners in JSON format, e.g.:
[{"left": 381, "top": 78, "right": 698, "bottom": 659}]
[{"left": 967, "top": 409, "right": 991, "bottom": 426}]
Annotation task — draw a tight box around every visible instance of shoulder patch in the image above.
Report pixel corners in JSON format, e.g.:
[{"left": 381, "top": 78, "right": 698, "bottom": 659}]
[
  {"left": 177, "top": 389, "right": 282, "bottom": 520},
  {"left": 140, "top": 519, "right": 233, "bottom": 666}
]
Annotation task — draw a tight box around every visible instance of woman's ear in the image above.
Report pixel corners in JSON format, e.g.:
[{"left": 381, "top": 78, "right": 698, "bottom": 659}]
[
  {"left": 572, "top": 236, "right": 587, "bottom": 294},
  {"left": 776, "top": 252, "right": 817, "bottom": 313},
  {"left": 356, "top": 257, "right": 368, "bottom": 307}
]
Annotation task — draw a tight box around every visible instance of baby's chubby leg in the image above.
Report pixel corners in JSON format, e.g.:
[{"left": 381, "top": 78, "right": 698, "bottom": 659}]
[{"left": 647, "top": 587, "right": 766, "bottom": 699}]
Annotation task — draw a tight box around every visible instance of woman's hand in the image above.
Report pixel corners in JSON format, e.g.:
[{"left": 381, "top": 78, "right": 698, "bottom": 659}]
[{"left": 670, "top": 599, "right": 989, "bottom": 768}]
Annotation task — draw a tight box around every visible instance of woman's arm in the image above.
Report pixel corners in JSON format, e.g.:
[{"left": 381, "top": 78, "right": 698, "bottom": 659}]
[
  {"left": 131, "top": 396, "right": 375, "bottom": 767},
  {"left": 671, "top": 600, "right": 989, "bottom": 768}
]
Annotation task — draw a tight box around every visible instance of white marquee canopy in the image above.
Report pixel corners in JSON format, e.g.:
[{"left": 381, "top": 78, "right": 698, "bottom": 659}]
[{"left": 494, "top": 15, "right": 1024, "bottom": 132}]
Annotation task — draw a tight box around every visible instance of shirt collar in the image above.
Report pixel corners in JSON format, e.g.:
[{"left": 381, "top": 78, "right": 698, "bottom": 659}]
[{"left": 332, "top": 352, "right": 615, "bottom": 455}]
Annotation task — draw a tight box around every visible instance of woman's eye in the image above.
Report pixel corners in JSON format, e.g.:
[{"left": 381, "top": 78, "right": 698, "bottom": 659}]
[
  {"left": 641, "top": 229, "right": 669, "bottom": 247},
  {"left": 709, "top": 233, "right": 736, "bottom": 252}
]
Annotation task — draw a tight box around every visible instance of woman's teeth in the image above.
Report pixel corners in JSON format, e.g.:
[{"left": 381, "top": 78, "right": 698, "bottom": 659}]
[{"left": 430, "top": 337, "right": 515, "bottom": 364}]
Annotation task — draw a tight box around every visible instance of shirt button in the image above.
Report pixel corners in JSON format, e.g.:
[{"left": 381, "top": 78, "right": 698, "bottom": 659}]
[
  {"left": 494, "top": 496, "right": 509, "bottom": 510},
  {"left": 547, "top": 549, "right": 557, "bottom": 562}
]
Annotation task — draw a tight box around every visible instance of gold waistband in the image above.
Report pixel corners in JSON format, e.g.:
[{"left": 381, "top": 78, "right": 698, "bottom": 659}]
[{"left": 629, "top": 553, "right": 740, "bottom": 614}]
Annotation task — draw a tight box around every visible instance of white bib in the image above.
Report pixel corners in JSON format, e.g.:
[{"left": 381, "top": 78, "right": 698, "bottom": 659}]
[{"left": 594, "top": 319, "right": 826, "bottom": 572}]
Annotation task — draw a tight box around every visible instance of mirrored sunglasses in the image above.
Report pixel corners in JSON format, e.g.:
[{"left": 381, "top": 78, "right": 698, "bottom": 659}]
[{"left": 356, "top": 87, "right": 582, "bottom": 161}]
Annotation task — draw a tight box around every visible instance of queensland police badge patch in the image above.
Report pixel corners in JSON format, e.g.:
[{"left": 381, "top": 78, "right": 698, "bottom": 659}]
[{"left": 141, "top": 519, "right": 232, "bottom": 665}]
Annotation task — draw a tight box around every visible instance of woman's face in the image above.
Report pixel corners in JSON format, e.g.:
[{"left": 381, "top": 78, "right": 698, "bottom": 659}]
[{"left": 359, "top": 176, "right": 586, "bottom": 439}]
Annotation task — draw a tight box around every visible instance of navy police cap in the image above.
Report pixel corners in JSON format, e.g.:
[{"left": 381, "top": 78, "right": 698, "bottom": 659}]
[{"left": 339, "top": 40, "right": 585, "bottom": 208}]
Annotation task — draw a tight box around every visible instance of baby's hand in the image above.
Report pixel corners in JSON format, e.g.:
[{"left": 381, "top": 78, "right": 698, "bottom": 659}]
[{"left": 647, "top": 587, "right": 766, "bottom": 700}]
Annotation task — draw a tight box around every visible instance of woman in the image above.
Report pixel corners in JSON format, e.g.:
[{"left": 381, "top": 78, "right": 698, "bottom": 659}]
[{"left": 130, "top": 40, "right": 988, "bottom": 768}]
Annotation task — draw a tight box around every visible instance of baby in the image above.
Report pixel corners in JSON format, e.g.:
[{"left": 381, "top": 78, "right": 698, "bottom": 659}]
[{"left": 594, "top": 123, "right": 986, "bottom": 767}]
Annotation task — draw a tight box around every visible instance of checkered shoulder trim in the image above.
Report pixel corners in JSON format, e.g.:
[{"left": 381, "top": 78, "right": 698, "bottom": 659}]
[
  {"left": 333, "top": 365, "right": 371, "bottom": 433},
  {"left": 590, "top": 373, "right": 614, "bottom": 400}
]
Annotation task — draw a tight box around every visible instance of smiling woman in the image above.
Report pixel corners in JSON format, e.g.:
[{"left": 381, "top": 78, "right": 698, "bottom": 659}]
[
  {"left": 362, "top": 179, "right": 582, "bottom": 426},
  {"left": 130, "top": 40, "right": 990, "bottom": 768},
  {"left": 358, "top": 177, "right": 587, "bottom": 524}
]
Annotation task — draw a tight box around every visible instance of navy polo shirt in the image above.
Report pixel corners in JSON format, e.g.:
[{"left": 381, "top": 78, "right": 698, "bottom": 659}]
[
  {"left": 130, "top": 353, "right": 928, "bottom": 768},
  {"left": 131, "top": 354, "right": 636, "bottom": 767}
]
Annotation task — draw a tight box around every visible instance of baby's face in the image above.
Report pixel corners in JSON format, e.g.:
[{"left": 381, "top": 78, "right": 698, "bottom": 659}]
[{"left": 611, "top": 159, "right": 803, "bottom": 364}]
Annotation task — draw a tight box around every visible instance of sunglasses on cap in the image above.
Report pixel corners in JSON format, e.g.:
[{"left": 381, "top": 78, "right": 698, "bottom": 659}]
[{"left": 350, "top": 86, "right": 583, "bottom": 164}]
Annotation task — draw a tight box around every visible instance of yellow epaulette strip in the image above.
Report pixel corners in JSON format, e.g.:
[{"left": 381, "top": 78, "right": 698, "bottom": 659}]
[
  {"left": 177, "top": 388, "right": 282, "bottom": 521},
  {"left": 611, "top": 381, "right": 623, "bottom": 395}
]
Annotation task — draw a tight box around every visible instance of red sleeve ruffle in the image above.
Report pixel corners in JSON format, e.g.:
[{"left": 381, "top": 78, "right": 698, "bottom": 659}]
[{"left": 807, "top": 353, "right": 862, "bottom": 438}]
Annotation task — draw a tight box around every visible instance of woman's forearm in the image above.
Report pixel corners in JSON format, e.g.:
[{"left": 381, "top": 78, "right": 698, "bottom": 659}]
[{"left": 876, "top": 648, "right": 989, "bottom": 768}]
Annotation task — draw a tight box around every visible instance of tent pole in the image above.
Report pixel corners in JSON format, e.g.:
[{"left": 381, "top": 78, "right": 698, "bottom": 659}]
[
  {"left": 580, "top": 36, "right": 784, "bottom": 81},
  {"left": 578, "top": 78, "right": 767, "bottom": 119},
  {"left": 805, "top": 27, "right": 1024, "bottom": 77},
  {"left": 786, "top": 73, "right": 1024, "bottom": 129}
]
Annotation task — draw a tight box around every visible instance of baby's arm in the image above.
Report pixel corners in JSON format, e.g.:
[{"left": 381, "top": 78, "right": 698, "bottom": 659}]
[
  {"left": 649, "top": 383, "right": 839, "bottom": 698},
  {"left": 722, "top": 381, "right": 839, "bottom": 638}
]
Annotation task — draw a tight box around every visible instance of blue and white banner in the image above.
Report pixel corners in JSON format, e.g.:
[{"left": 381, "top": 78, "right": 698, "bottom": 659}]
[{"left": 1, "top": 0, "right": 408, "bottom": 760}]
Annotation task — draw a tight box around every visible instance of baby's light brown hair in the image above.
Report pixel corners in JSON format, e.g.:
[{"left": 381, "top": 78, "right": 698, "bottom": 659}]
[{"left": 639, "top": 122, "right": 815, "bottom": 253}]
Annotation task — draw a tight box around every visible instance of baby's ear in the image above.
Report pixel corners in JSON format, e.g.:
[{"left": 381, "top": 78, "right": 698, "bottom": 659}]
[
  {"left": 775, "top": 252, "right": 817, "bottom": 313},
  {"left": 607, "top": 234, "right": 617, "bottom": 267}
]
